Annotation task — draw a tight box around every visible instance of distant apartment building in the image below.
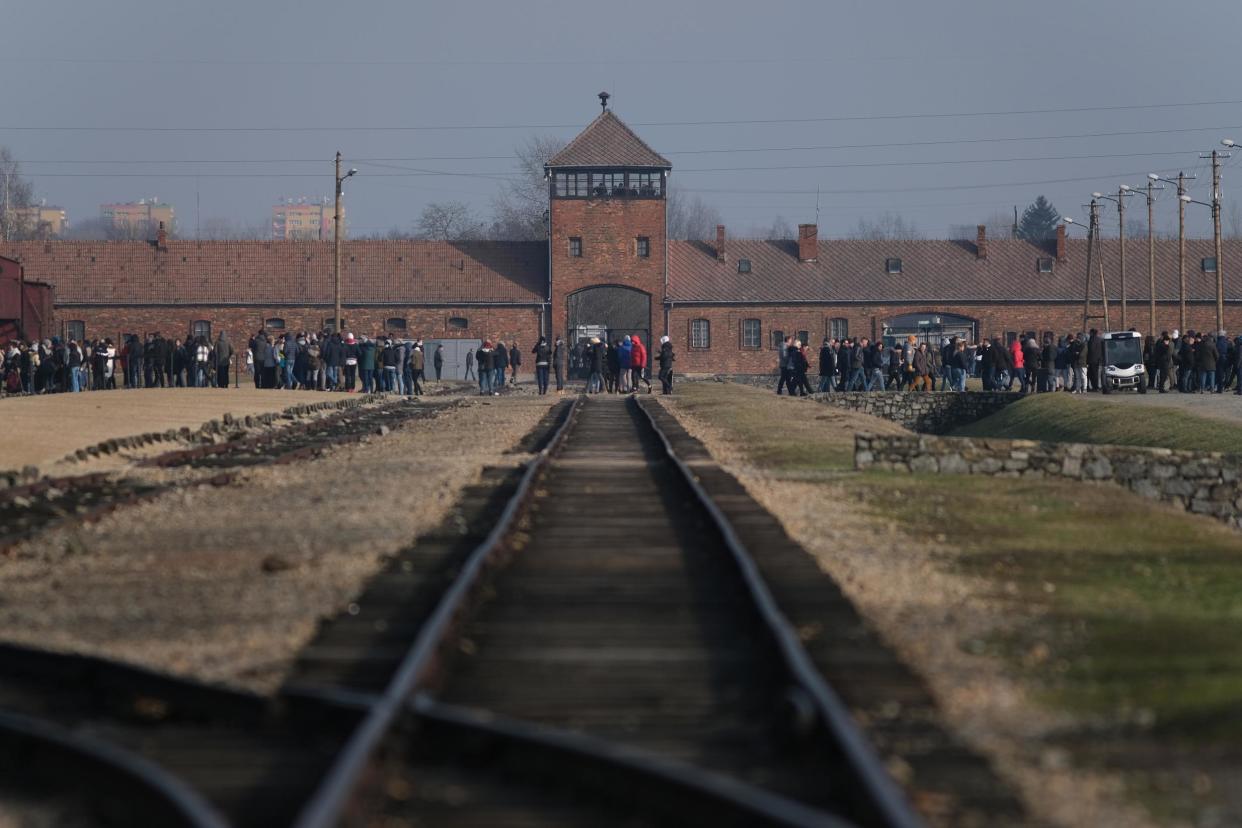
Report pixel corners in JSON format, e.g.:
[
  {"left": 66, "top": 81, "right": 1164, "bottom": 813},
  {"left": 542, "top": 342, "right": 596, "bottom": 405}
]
[
  {"left": 272, "top": 199, "right": 340, "bottom": 240},
  {"left": 8, "top": 203, "right": 68, "bottom": 238},
  {"left": 101, "top": 199, "right": 174, "bottom": 237}
]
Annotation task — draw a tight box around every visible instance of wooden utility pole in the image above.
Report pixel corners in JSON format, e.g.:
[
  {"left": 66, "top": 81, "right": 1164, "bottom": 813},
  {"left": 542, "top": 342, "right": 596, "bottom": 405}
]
[
  {"left": 1211, "top": 149, "right": 1225, "bottom": 333},
  {"left": 334, "top": 151, "right": 343, "bottom": 334},
  {"left": 1099, "top": 258, "right": 1110, "bottom": 330},
  {"left": 1146, "top": 179, "right": 1157, "bottom": 337},
  {"left": 1177, "top": 172, "right": 1187, "bottom": 333},
  {"left": 1081, "top": 199, "right": 1100, "bottom": 330},
  {"left": 1117, "top": 186, "right": 1129, "bottom": 328}
]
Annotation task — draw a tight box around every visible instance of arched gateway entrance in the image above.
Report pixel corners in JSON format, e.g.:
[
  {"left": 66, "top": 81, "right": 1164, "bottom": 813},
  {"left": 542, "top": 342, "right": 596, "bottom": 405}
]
[{"left": 566, "top": 285, "right": 651, "bottom": 378}]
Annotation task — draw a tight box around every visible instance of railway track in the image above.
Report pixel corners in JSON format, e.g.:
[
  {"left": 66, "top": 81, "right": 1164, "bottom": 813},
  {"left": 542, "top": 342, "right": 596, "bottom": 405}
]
[
  {"left": 297, "top": 394, "right": 923, "bottom": 828},
  {"left": 0, "top": 393, "right": 1020, "bottom": 826}
]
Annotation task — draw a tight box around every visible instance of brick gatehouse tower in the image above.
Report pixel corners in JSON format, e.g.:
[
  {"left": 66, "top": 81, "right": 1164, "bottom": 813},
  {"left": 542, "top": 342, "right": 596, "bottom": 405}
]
[{"left": 545, "top": 92, "right": 671, "bottom": 362}]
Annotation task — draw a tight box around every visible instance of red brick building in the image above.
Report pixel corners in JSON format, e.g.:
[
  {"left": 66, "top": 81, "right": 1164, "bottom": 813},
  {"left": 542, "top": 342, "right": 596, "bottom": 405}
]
[{"left": 2, "top": 99, "right": 1241, "bottom": 373}]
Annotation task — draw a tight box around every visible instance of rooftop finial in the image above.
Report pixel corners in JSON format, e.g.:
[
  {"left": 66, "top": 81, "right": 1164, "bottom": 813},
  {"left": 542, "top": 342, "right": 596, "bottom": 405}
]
[{"left": 598, "top": 91, "right": 610, "bottom": 113}]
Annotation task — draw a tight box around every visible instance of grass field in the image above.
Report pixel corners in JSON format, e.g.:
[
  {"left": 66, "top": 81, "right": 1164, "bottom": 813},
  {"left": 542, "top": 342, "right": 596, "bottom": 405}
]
[
  {"left": 953, "top": 393, "right": 1242, "bottom": 453},
  {"left": 669, "top": 381, "right": 907, "bottom": 471},
  {"left": 673, "top": 381, "right": 1242, "bottom": 823}
]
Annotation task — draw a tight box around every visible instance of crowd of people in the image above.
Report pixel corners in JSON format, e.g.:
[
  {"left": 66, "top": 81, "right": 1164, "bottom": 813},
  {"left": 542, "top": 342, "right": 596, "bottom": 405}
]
[
  {"left": 776, "top": 328, "right": 1242, "bottom": 396},
  {"left": 1, "top": 327, "right": 680, "bottom": 398},
  {"left": 464, "top": 333, "right": 674, "bottom": 397},
  {"left": 1, "top": 332, "right": 233, "bottom": 395},
  {"left": 245, "top": 330, "right": 441, "bottom": 395}
]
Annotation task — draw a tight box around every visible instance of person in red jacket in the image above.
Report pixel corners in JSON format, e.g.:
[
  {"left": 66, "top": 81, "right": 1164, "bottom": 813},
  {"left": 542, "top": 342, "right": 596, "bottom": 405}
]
[
  {"left": 1008, "top": 337, "right": 1025, "bottom": 392},
  {"left": 629, "top": 335, "right": 652, "bottom": 394}
]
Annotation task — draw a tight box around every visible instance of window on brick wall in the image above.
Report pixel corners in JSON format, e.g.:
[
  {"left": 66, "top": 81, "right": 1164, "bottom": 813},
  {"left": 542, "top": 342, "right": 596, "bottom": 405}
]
[
  {"left": 555, "top": 172, "right": 589, "bottom": 198},
  {"left": 690, "top": 319, "right": 711, "bottom": 349},
  {"left": 828, "top": 317, "right": 848, "bottom": 340},
  {"left": 66, "top": 320, "right": 85, "bottom": 342},
  {"left": 741, "top": 319, "right": 761, "bottom": 349},
  {"left": 771, "top": 329, "right": 785, "bottom": 350},
  {"left": 324, "top": 318, "right": 345, "bottom": 331},
  {"left": 265, "top": 317, "right": 286, "bottom": 331},
  {"left": 1037, "top": 257, "right": 1054, "bottom": 273},
  {"left": 886, "top": 257, "right": 902, "bottom": 274},
  {"left": 387, "top": 317, "right": 407, "bottom": 330},
  {"left": 569, "top": 237, "right": 582, "bottom": 257},
  {"left": 636, "top": 236, "right": 650, "bottom": 258},
  {"left": 797, "top": 330, "right": 810, "bottom": 347},
  {"left": 191, "top": 320, "right": 211, "bottom": 340},
  {"left": 448, "top": 316, "right": 469, "bottom": 330}
]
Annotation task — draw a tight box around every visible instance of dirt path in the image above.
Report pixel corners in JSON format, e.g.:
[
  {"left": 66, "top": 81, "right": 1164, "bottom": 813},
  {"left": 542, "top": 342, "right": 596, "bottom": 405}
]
[
  {"left": 0, "top": 387, "right": 368, "bottom": 471},
  {"left": 0, "top": 395, "right": 556, "bottom": 694}
]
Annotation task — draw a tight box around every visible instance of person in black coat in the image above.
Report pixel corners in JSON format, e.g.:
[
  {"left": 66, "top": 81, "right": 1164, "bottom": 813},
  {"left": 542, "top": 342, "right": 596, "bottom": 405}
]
[
  {"left": 817, "top": 339, "right": 836, "bottom": 393},
  {"left": 606, "top": 341, "right": 622, "bottom": 393},
  {"left": 788, "top": 342, "right": 810, "bottom": 396},
  {"left": 493, "top": 342, "right": 508, "bottom": 390},
  {"left": 508, "top": 340, "right": 521, "bottom": 385},
  {"left": 433, "top": 344, "right": 444, "bottom": 380},
  {"left": 588, "top": 338, "right": 606, "bottom": 394},
  {"left": 1086, "top": 329, "right": 1104, "bottom": 391},
  {"left": 657, "top": 336, "right": 675, "bottom": 395},
  {"left": 1196, "top": 333, "right": 1219, "bottom": 393}
]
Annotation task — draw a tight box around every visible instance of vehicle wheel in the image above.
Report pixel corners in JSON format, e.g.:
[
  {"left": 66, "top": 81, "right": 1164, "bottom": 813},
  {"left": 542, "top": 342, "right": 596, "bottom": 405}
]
[
  {"left": 1102, "top": 380, "right": 1111, "bottom": 395},
  {"left": 1138, "top": 381, "right": 1147, "bottom": 394}
]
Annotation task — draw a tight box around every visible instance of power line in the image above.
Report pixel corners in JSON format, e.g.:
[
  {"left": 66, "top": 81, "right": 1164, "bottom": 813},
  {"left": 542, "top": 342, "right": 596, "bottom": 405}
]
[
  {"left": 677, "top": 168, "right": 1183, "bottom": 196},
  {"left": 4, "top": 97, "right": 1242, "bottom": 132},
  {"left": 12, "top": 150, "right": 1199, "bottom": 179},
  {"left": 676, "top": 150, "right": 1200, "bottom": 174}
]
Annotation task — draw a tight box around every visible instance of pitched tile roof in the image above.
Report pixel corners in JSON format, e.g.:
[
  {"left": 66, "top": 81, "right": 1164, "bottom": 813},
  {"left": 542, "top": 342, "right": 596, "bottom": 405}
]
[
  {"left": 667, "top": 238, "right": 1242, "bottom": 304},
  {"left": 0, "top": 240, "right": 548, "bottom": 305},
  {"left": 547, "top": 111, "right": 672, "bottom": 169}
]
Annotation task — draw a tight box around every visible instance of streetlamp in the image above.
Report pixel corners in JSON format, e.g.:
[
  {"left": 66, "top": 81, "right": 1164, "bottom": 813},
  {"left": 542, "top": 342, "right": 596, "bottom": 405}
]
[
  {"left": 1179, "top": 190, "right": 1219, "bottom": 334},
  {"left": 334, "top": 152, "right": 357, "bottom": 335},
  {"left": 1092, "top": 186, "right": 1138, "bottom": 328},
  {"left": 1151, "top": 172, "right": 1193, "bottom": 332},
  {"left": 1065, "top": 200, "right": 1103, "bottom": 330}
]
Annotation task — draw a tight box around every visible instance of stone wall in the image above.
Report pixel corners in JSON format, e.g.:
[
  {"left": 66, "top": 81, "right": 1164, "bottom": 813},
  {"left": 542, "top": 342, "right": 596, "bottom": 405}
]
[
  {"left": 855, "top": 433, "right": 1242, "bottom": 530},
  {"left": 813, "top": 392, "right": 1020, "bottom": 434}
]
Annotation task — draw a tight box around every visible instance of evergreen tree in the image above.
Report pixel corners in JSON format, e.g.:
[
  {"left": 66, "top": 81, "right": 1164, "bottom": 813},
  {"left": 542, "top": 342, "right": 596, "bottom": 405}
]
[{"left": 1017, "top": 196, "right": 1061, "bottom": 241}]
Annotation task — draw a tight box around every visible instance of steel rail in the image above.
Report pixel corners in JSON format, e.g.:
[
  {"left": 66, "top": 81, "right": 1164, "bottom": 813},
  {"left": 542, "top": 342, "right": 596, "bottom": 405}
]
[
  {"left": 634, "top": 397, "right": 925, "bottom": 828},
  {"left": 409, "top": 695, "right": 858, "bottom": 828},
  {"left": 293, "top": 396, "right": 583, "bottom": 828},
  {"left": 0, "top": 708, "right": 230, "bottom": 828}
]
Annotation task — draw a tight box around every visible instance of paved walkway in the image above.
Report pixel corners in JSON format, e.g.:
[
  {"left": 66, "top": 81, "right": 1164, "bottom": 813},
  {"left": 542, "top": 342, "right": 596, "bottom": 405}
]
[
  {"left": 1073, "top": 389, "right": 1242, "bottom": 424},
  {"left": 0, "top": 388, "right": 333, "bottom": 471}
]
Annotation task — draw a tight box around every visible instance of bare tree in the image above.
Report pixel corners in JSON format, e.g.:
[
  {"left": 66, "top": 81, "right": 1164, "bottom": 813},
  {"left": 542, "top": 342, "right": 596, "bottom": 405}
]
[
  {"left": 666, "top": 187, "right": 723, "bottom": 240},
  {"left": 763, "top": 215, "right": 795, "bottom": 240},
  {"left": 849, "top": 211, "right": 922, "bottom": 240},
  {"left": 415, "top": 201, "right": 484, "bottom": 240},
  {"left": 947, "top": 210, "right": 1014, "bottom": 240},
  {"left": 0, "top": 146, "right": 36, "bottom": 240},
  {"left": 1227, "top": 200, "right": 1242, "bottom": 239},
  {"left": 489, "top": 135, "right": 565, "bottom": 240}
]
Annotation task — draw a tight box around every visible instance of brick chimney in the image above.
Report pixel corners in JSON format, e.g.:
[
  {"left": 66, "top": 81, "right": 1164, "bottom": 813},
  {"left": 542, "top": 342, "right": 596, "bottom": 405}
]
[
  {"left": 715, "top": 224, "right": 727, "bottom": 261},
  {"left": 157, "top": 220, "right": 167, "bottom": 249},
  {"left": 1055, "top": 223, "right": 1067, "bottom": 262},
  {"left": 798, "top": 223, "right": 818, "bottom": 263},
  {"left": 975, "top": 224, "right": 987, "bottom": 260}
]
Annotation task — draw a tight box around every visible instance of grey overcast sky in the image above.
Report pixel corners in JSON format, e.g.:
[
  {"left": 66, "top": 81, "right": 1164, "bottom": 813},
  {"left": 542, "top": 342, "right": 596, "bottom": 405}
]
[{"left": 5, "top": 0, "right": 1242, "bottom": 238}]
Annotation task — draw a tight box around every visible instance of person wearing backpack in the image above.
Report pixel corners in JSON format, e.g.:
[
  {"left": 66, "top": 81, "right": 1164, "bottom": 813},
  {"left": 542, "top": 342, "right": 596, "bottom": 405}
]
[{"left": 532, "top": 336, "right": 552, "bottom": 395}]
